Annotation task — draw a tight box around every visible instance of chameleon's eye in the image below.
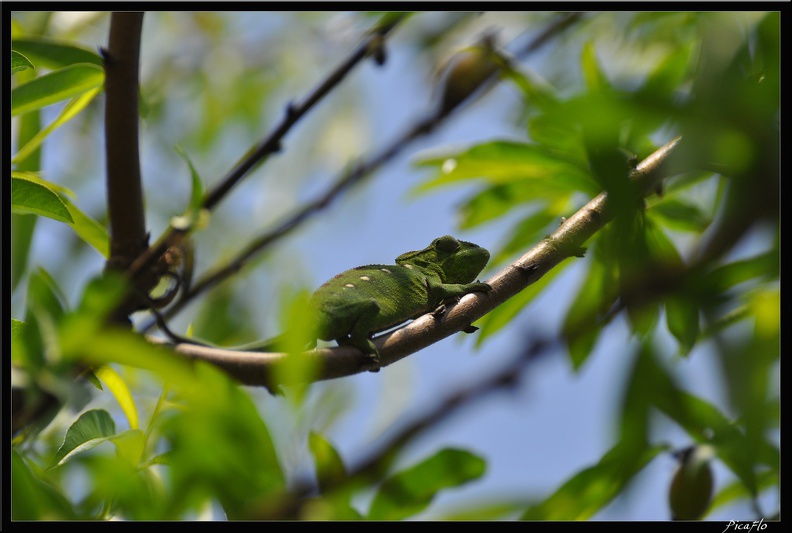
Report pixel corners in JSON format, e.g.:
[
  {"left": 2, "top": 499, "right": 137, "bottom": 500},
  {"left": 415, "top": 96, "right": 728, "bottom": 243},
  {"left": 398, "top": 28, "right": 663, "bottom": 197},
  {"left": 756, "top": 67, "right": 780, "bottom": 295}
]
[{"left": 433, "top": 235, "right": 460, "bottom": 252}]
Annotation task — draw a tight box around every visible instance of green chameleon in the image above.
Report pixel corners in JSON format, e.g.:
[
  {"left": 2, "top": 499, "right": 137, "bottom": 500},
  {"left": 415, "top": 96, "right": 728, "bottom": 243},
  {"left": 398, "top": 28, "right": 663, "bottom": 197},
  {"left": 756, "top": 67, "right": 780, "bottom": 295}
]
[{"left": 254, "top": 235, "right": 491, "bottom": 364}]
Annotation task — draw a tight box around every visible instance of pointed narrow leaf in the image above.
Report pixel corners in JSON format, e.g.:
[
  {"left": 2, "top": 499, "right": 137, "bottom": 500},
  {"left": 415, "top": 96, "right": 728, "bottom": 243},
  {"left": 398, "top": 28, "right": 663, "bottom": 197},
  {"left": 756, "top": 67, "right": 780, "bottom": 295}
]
[
  {"left": 49, "top": 409, "right": 116, "bottom": 468},
  {"left": 13, "top": 86, "right": 102, "bottom": 164},
  {"left": 12, "top": 37, "right": 104, "bottom": 69},
  {"left": 62, "top": 196, "right": 109, "bottom": 257},
  {"left": 665, "top": 295, "right": 700, "bottom": 356},
  {"left": 308, "top": 431, "right": 347, "bottom": 491},
  {"left": 368, "top": 448, "right": 486, "bottom": 520},
  {"left": 12, "top": 177, "right": 73, "bottom": 223},
  {"left": 521, "top": 442, "right": 665, "bottom": 520},
  {"left": 12, "top": 63, "right": 104, "bottom": 116},
  {"left": 96, "top": 365, "right": 139, "bottom": 430}
]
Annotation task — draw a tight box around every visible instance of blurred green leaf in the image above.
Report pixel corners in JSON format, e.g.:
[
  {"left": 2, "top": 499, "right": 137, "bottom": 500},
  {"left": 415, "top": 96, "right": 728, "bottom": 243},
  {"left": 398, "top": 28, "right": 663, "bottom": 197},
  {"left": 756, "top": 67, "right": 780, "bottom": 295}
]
[
  {"left": 414, "top": 140, "right": 596, "bottom": 196},
  {"left": 490, "top": 203, "right": 569, "bottom": 266},
  {"left": 161, "top": 363, "right": 285, "bottom": 518},
  {"left": 12, "top": 63, "right": 104, "bottom": 116},
  {"left": 707, "top": 469, "right": 778, "bottom": 516},
  {"left": 475, "top": 260, "right": 565, "bottom": 346},
  {"left": 12, "top": 450, "right": 77, "bottom": 520},
  {"left": 12, "top": 50, "right": 35, "bottom": 74},
  {"left": 665, "top": 294, "right": 700, "bottom": 356},
  {"left": 368, "top": 448, "right": 486, "bottom": 520},
  {"left": 638, "top": 41, "right": 695, "bottom": 100},
  {"left": 649, "top": 197, "right": 712, "bottom": 233},
  {"left": 581, "top": 41, "right": 611, "bottom": 92},
  {"left": 563, "top": 245, "right": 617, "bottom": 369},
  {"left": 62, "top": 196, "right": 109, "bottom": 258},
  {"left": 521, "top": 441, "right": 666, "bottom": 520},
  {"left": 11, "top": 37, "right": 104, "bottom": 69},
  {"left": 702, "top": 251, "right": 779, "bottom": 295},
  {"left": 96, "top": 365, "right": 139, "bottom": 431},
  {"left": 11, "top": 177, "right": 73, "bottom": 223},
  {"left": 13, "top": 85, "right": 102, "bottom": 164},
  {"left": 49, "top": 409, "right": 117, "bottom": 468},
  {"left": 12, "top": 318, "right": 28, "bottom": 340},
  {"left": 308, "top": 431, "right": 347, "bottom": 491}
]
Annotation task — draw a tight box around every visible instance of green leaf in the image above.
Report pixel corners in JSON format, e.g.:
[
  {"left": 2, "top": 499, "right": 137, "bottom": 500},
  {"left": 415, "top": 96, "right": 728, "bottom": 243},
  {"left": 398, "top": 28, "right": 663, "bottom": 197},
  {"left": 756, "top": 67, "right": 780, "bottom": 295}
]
[
  {"left": 11, "top": 177, "right": 73, "bottom": 223},
  {"left": 665, "top": 295, "right": 700, "bottom": 356},
  {"left": 639, "top": 41, "right": 695, "bottom": 100},
  {"left": 11, "top": 172, "right": 108, "bottom": 257},
  {"left": 368, "top": 448, "right": 486, "bottom": 520},
  {"left": 707, "top": 469, "right": 778, "bottom": 516},
  {"left": 12, "top": 63, "right": 104, "bottom": 116},
  {"left": 308, "top": 431, "right": 347, "bottom": 491},
  {"left": 702, "top": 251, "right": 779, "bottom": 294},
  {"left": 11, "top": 318, "right": 28, "bottom": 340},
  {"left": 13, "top": 85, "right": 102, "bottom": 164},
  {"left": 476, "top": 260, "right": 565, "bottom": 345},
  {"left": 11, "top": 37, "right": 104, "bottom": 70},
  {"left": 581, "top": 41, "right": 611, "bottom": 92},
  {"left": 12, "top": 450, "right": 76, "bottom": 520},
  {"left": 96, "top": 365, "right": 139, "bottom": 430},
  {"left": 49, "top": 409, "right": 117, "bottom": 468},
  {"left": 649, "top": 197, "right": 712, "bottom": 233},
  {"left": 413, "top": 140, "right": 596, "bottom": 196},
  {"left": 12, "top": 50, "right": 35, "bottom": 74},
  {"left": 521, "top": 442, "right": 666, "bottom": 520},
  {"left": 62, "top": 196, "right": 109, "bottom": 258},
  {"left": 563, "top": 247, "right": 617, "bottom": 370}
]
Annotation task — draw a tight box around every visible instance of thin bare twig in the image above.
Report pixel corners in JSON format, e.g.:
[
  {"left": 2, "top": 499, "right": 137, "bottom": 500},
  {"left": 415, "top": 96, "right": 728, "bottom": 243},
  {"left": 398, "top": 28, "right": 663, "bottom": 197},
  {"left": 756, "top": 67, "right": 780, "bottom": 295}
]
[{"left": 126, "top": 14, "right": 405, "bottom": 290}]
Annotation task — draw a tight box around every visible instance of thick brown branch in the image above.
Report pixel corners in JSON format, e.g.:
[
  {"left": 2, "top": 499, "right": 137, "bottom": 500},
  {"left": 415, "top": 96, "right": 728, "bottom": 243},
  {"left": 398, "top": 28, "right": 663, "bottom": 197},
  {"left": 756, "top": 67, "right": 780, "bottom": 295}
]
[
  {"left": 104, "top": 12, "right": 146, "bottom": 271},
  {"left": 103, "top": 12, "right": 150, "bottom": 322}
]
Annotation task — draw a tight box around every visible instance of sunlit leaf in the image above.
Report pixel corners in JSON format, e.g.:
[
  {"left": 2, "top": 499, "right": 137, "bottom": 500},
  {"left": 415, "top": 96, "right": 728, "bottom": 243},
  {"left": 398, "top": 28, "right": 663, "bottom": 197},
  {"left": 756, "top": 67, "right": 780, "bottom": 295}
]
[
  {"left": 96, "top": 365, "right": 139, "bottom": 430},
  {"left": 368, "top": 448, "right": 486, "bottom": 520},
  {"left": 11, "top": 318, "right": 28, "bottom": 340},
  {"left": 12, "top": 63, "right": 104, "bottom": 116}
]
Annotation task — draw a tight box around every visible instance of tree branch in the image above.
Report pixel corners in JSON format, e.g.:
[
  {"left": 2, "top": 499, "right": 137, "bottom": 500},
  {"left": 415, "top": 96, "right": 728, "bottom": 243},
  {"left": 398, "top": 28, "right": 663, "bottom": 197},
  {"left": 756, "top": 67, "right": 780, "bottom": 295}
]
[
  {"left": 157, "top": 12, "right": 583, "bottom": 322},
  {"left": 103, "top": 12, "right": 149, "bottom": 320},
  {"left": 162, "top": 136, "right": 684, "bottom": 389}
]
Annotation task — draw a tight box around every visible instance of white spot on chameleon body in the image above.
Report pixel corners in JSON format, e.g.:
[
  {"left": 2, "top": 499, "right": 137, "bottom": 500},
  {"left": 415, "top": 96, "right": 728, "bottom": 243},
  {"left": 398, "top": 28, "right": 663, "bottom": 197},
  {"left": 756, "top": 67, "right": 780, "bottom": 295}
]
[
  {"left": 380, "top": 268, "right": 391, "bottom": 273},
  {"left": 360, "top": 276, "right": 371, "bottom": 281},
  {"left": 404, "top": 264, "right": 414, "bottom": 269},
  {"left": 344, "top": 283, "right": 355, "bottom": 288}
]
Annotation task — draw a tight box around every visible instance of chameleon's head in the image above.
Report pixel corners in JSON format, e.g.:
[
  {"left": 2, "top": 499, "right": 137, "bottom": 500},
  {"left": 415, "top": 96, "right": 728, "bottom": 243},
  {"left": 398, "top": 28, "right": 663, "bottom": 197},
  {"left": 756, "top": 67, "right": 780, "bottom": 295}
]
[{"left": 396, "top": 235, "right": 490, "bottom": 284}]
